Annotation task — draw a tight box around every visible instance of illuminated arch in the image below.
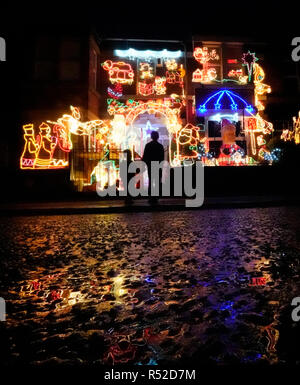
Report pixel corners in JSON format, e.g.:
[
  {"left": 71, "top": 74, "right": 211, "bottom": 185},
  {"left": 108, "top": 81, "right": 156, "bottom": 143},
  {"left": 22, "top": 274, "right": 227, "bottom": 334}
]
[{"left": 125, "top": 101, "right": 181, "bottom": 134}]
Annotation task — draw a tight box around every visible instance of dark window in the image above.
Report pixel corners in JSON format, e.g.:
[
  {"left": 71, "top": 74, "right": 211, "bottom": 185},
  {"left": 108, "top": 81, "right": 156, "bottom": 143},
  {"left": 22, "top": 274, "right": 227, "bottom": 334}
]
[
  {"left": 208, "top": 121, "right": 221, "bottom": 137},
  {"left": 235, "top": 121, "right": 242, "bottom": 136},
  {"left": 236, "top": 140, "right": 247, "bottom": 154},
  {"left": 209, "top": 140, "right": 222, "bottom": 158}
]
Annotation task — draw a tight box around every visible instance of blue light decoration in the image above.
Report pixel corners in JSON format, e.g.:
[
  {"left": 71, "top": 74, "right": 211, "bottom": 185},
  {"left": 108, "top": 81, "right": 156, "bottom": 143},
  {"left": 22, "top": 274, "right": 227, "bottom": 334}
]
[
  {"left": 198, "top": 89, "right": 254, "bottom": 114},
  {"left": 114, "top": 48, "right": 183, "bottom": 60}
]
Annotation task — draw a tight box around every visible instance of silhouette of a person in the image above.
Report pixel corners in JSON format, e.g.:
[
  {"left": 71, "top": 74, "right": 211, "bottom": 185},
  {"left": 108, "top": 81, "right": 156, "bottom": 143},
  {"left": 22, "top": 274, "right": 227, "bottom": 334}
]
[{"left": 142, "top": 131, "right": 164, "bottom": 202}]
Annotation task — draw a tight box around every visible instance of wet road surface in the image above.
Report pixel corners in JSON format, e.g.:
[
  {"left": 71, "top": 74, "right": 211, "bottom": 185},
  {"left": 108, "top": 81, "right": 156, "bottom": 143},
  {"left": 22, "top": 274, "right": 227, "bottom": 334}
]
[{"left": 0, "top": 206, "right": 299, "bottom": 366}]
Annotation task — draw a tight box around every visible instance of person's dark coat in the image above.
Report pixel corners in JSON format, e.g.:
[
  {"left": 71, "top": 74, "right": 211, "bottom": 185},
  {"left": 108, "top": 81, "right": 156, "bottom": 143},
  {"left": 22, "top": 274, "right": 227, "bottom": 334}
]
[{"left": 142, "top": 140, "right": 164, "bottom": 167}]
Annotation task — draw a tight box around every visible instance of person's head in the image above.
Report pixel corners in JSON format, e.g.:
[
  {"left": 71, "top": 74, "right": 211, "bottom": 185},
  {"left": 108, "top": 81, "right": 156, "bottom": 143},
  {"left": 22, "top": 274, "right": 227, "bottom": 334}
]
[{"left": 151, "top": 131, "right": 159, "bottom": 141}]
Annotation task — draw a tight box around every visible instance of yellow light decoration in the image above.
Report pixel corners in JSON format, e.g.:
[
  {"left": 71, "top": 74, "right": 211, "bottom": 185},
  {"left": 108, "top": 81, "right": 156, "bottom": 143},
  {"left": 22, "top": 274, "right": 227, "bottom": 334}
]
[
  {"left": 102, "top": 60, "right": 134, "bottom": 85},
  {"left": 293, "top": 111, "right": 300, "bottom": 144},
  {"left": 34, "top": 123, "right": 58, "bottom": 169},
  {"left": 139, "top": 62, "right": 154, "bottom": 79},
  {"left": 91, "top": 160, "right": 119, "bottom": 190},
  {"left": 192, "top": 68, "right": 217, "bottom": 83},
  {"left": 153, "top": 76, "right": 166, "bottom": 95},
  {"left": 281, "top": 129, "right": 291, "bottom": 142},
  {"left": 253, "top": 63, "right": 271, "bottom": 111},
  {"left": 20, "top": 124, "right": 38, "bottom": 169},
  {"left": 165, "top": 59, "right": 178, "bottom": 71},
  {"left": 110, "top": 114, "right": 127, "bottom": 146}
]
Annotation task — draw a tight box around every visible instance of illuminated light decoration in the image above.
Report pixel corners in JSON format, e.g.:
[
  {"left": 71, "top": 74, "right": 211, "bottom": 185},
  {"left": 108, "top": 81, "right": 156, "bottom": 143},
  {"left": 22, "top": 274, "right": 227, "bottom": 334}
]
[
  {"left": 257, "top": 135, "right": 266, "bottom": 146},
  {"left": 281, "top": 129, "right": 292, "bottom": 142},
  {"left": 165, "top": 59, "right": 178, "bottom": 71},
  {"left": 91, "top": 160, "right": 119, "bottom": 190},
  {"left": 193, "top": 47, "right": 219, "bottom": 64},
  {"left": 193, "top": 46, "right": 219, "bottom": 84},
  {"left": 166, "top": 70, "right": 183, "bottom": 85},
  {"left": 198, "top": 89, "right": 254, "bottom": 113},
  {"left": 102, "top": 60, "right": 134, "bottom": 85},
  {"left": 175, "top": 124, "right": 201, "bottom": 161},
  {"left": 107, "top": 83, "right": 123, "bottom": 99},
  {"left": 192, "top": 67, "right": 217, "bottom": 83},
  {"left": 242, "top": 51, "right": 258, "bottom": 81},
  {"left": 253, "top": 63, "right": 271, "bottom": 111},
  {"left": 20, "top": 124, "right": 38, "bottom": 169},
  {"left": 258, "top": 146, "right": 272, "bottom": 162},
  {"left": 228, "top": 69, "right": 243, "bottom": 77},
  {"left": 179, "top": 64, "right": 186, "bottom": 79},
  {"left": 218, "top": 144, "right": 245, "bottom": 166},
  {"left": 138, "top": 81, "right": 154, "bottom": 96},
  {"left": 153, "top": 76, "right": 166, "bottom": 95},
  {"left": 110, "top": 114, "right": 127, "bottom": 146},
  {"left": 293, "top": 111, "right": 300, "bottom": 144},
  {"left": 48, "top": 106, "right": 109, "bottom": 137},
  {"left": 124, "top": 101, "right": 181, "bottom": 133},
  {"left": 245, "top": 115, "right": 273, "bottom": 156},
  {"left": 114, "top": 48, "right": 182, "bottom": 60},
  {"left": 227, "top": 59, "right": 238, "bottom": 64},
  {"left": 107, "top": 99, "right": 140, "bottom": 115},
  {"left": 210, "top": 113, "right": 239, "bottom": 123},
  {"left": 52, "top": 124, "right": 72, "bottom": 152},
  {"left": 34, "top": 122, "right": 57, "bottom": 169},
  {"left": 283, "top": 111, "right": 300, "bottom": 144},
  {"left": 139, "top": 62, "right": 154, "bottom": 79}
]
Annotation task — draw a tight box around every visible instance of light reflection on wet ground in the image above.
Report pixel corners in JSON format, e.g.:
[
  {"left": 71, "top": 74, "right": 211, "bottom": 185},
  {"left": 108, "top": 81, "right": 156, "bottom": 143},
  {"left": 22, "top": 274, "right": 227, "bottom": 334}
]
[{"left": 0, "top": 207, "right": 299, "bottom": 366}]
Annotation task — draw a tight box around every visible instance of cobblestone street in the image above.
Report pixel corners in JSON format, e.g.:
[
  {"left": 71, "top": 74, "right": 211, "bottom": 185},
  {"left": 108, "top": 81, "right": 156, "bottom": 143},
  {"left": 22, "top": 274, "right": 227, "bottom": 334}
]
[{"left": 0, "top": 206, "right": 299, "bottom": 366}]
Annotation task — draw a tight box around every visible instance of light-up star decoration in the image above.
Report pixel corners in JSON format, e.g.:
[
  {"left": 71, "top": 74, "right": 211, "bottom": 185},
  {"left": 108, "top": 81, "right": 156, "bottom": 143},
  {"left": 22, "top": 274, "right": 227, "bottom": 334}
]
[
  {"left": 242, "top": 51, "right": 258, "bottom": 81},
  {"left": 198, "top": 89, "right": 254, "bottom": 114}
]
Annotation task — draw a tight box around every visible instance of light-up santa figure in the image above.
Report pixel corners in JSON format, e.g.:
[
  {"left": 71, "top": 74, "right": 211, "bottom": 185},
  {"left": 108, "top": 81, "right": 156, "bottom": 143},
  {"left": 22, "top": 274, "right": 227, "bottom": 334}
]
[{"left": 218, "top": 119, "right": 244, "bottom": 166}]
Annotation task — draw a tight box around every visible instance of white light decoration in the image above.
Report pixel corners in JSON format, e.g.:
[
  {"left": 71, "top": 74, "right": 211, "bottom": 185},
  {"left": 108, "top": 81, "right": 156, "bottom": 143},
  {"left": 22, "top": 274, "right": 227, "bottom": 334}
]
[
  {"left": 210, "top": 113, "right": 239, "bottom": 123},
  {"left": 115, "top": 48, "right": 183, "bottom": 60}
]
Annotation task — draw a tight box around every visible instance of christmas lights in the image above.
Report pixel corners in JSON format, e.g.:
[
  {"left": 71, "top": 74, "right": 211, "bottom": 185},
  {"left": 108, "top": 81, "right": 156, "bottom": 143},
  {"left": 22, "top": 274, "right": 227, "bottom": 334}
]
[
  {"left": 20, "top": 124, "right": 38, "bottom": 169},
  {"left": 193, "top": 47, "right": 219, "bottom": 64},
  {"left": 139, "top": 62, "right": 154, "bottom": 79},
  {"left": 165, "top": 59, "right": 178, "bottom": 71},
  {"left": 114, "top": 48, "right": 182, "bottom": 60},
  {"left": 198, "top": 89, "right": 254, "bottom": 113},
  {"left": 253, "top": 63, "right": 271, "bottom": 111},
  {"left": 107, "top": 84, "right": 123, "bottom": 99},
  {"left": 138, "top": 81, "right": 154, "bottom": 96},
  {"left": 102, "top": 60, "right": 134, "bottom": 85},
  {"left": 192, "top": 46, "right": 219, "bottom": 83},
  {"left": 192, "top": 68, "right": 217, "bottom": 83},
  {"left": 153, "top": 76, "right": 166, "bottom": 95},
  {"left": 242, "top": 51, "right": 258, "bottom": 81}
]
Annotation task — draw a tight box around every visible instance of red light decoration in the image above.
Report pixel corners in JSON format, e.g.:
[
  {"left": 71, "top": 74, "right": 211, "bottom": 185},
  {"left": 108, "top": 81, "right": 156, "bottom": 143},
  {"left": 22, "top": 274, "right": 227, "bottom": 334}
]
[
  {"left": 228, "top": 69, "right": 243, "bottom": 78},
  {"left": 102, "top": 60, "right": 134, "bottom": 85},
  {"left": 138, "top": 81, "right": 154, "bottom": 96},
  {"left": 192, "top": 47, "right": 219, "bottom": 83},
  {"left": 107, "top": 83, "right": 123, "bottom": 99},
  {"left": 227, "top": 59, "right": 238, "bottom": 64}
]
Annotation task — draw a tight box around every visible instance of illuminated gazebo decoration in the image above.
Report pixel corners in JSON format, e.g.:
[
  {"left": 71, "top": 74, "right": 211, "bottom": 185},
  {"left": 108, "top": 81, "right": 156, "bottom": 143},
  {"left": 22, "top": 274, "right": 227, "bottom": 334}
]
[{"left": 198, "top": 89, "right": 254, "bottom": 113}]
